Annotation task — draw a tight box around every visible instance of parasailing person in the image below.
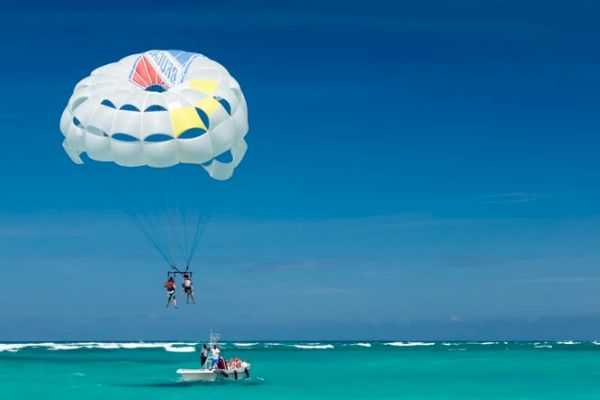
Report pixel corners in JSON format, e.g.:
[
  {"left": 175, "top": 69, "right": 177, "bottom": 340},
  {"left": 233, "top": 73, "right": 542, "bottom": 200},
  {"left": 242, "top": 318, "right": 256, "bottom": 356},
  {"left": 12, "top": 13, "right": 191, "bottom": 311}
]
[
  {"left": 164, "top": 276, "right": 178, "bottom": 308},
  {"left": 182, "top": 273, "right": 195, "bottom": 304}
]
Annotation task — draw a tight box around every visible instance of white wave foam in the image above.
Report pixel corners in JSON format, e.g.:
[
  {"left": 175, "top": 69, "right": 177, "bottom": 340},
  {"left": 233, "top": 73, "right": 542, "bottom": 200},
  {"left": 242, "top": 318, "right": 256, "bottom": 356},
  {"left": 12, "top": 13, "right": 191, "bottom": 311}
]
[
  {"left": 534, "top": 345, "right": 553, "bottom": 349},
  {"left": 119, "top": 342, "right": 171, "bottom": 349},
  {"left": 384, "top": 342, "right": 435, "bottom": 347},
  {"left": 234, "top": 343, "right": 259, "bottom": 347},
  {"left": 465, "top": 341, "right": 498, "bottom": 345},
  {"left": 349, "top": 342, "right": 371, "bottom": 348},
  {"left": 165, "top": 346, "right": 196, "bottom": 353},
  {"left": 0, "top": 342, "right": 61, "bottom": 352},
  {"left": 292, "top": 344, "right": 334, "bottom": 350},
  {"left": 0, "top": 344, "right": 26, "bottom": 352},
  {"left": 0, "top": 342, "right": 200, "bottom": 352},
  {"left": 74, "top": 342, "right": 121, "bottom": 350},
  {"left": 441, "top": 343, "right": 460, "bottom": 346},
  {"left": 49, "top": 344, "right": 81, "bottom": 351},
  {"left": 557, "top": 341, "right": 580, "bottom": 345}
]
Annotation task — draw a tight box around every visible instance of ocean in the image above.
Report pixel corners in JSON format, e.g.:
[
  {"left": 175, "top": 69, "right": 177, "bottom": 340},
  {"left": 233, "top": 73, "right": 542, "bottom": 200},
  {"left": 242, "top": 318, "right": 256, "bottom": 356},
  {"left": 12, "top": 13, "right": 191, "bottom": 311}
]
[{"left": 1, "top": 341, "right": 600, "bottom": 399}]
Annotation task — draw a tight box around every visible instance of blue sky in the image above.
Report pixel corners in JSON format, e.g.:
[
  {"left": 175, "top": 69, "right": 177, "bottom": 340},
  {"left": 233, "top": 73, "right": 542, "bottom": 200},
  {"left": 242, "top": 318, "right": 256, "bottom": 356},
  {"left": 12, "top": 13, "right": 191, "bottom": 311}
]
[{"left": 1, "top": 0, "right": 600, "bottom": 340}]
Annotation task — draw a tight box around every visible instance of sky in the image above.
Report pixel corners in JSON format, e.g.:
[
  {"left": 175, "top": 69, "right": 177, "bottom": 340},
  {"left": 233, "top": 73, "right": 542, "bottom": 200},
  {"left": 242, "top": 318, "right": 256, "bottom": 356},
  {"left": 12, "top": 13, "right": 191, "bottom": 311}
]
[{"left": 1, "top": 0, "right": 600, "bottom": 341}]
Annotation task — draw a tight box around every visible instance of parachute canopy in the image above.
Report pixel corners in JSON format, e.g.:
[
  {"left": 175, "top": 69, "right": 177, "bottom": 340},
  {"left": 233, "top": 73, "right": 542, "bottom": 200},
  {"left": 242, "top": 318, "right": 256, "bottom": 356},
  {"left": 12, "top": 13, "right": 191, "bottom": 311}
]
[{"left": 60, "top": 50, "right": 249, "bottom": 180}]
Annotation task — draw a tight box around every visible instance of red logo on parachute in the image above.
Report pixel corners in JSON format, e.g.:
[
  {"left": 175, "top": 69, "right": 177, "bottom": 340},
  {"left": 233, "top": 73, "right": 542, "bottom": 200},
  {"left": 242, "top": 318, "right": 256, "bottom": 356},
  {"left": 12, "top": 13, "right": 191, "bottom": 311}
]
[{"left": 131, "top": 55, "right": 168, "bottom": 92}]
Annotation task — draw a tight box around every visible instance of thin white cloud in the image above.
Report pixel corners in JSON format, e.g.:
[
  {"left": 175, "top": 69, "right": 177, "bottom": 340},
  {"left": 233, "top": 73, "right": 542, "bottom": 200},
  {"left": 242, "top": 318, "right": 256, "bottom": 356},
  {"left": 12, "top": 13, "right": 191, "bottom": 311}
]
[
  {"left": 506, "top": 276, "right": 600, "bottom": 284},
  {"left": 435, "top": 256, "right": 524, "bottom": 268},
  {"left": 477, "top": 192, "right": 550, "bottom": 204}
]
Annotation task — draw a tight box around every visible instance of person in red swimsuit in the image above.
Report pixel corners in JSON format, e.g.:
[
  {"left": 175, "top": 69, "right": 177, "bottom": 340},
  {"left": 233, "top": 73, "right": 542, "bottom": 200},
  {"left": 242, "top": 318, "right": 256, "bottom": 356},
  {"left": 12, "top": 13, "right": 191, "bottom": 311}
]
[{"left": 164, "top": 277, "right": 178, "bottom": 309}]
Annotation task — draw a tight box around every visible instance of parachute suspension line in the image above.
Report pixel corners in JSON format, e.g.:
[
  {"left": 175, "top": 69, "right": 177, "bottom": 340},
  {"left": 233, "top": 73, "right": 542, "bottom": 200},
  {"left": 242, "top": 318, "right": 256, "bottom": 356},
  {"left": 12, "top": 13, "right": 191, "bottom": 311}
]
[
  {"left": 165, "top": 171, "right": 210, "bottom": 272},
  {"left": 164, "top": 173, "right": 184, "bottom": 268},
  {"left": 180, "top": 183, "right": 196, "bottom": 272},
  {"left": 170, "top": 264, "right": 184, "bottom": 274},
  {"left": 185, "top": 211, "right": 209, "bottom": 270},
  {"left": 177, "top": 174, "right": 190, "bottom": 270},
  {"left": 178, "top": 192, "right": 190, "bottom": 268},
  {"left": 125, "top": 171, "right": 210, "bottom": 274},
  {"left": 145, "top": 209, "right": 177, "bottom": 268},
  {"left": 126, "top": 211, "right": 175, "bottom": 270}
]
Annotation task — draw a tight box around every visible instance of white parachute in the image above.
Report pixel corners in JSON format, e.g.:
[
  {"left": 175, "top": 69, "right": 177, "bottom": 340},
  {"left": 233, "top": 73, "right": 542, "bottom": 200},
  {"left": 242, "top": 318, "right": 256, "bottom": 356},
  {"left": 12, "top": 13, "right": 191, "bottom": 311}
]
[{"left": 60, "top": 50, "right": 248, "bottom": 180}]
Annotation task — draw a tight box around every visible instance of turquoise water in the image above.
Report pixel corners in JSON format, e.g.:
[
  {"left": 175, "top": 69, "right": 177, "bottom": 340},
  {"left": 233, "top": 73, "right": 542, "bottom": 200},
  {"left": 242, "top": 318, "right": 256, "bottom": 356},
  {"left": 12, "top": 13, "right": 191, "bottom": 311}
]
[{"left": 2, "top": 341, "right": 600, "bottom": 399}]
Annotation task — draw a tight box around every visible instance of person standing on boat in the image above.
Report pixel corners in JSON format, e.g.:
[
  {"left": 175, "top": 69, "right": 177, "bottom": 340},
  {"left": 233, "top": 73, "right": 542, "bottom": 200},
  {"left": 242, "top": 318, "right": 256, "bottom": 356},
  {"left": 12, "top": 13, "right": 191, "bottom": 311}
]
[
  {"left": 210, "top": 344, "right": 221, "bottom": 369},
  {"left": 200, "top": 344, "right": 209, "bottom": 367}
]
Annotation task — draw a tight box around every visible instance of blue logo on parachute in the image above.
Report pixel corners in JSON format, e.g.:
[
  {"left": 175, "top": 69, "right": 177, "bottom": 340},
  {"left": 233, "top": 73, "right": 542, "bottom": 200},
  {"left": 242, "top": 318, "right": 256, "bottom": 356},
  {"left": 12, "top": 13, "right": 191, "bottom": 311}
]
[{"left": 130, "top": 50, "right": 198, "bottom": 91}]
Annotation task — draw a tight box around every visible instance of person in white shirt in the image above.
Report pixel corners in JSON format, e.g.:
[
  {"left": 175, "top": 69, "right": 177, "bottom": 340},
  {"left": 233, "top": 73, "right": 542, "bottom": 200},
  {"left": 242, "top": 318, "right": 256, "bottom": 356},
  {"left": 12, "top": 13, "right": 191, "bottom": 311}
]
[
  {"left": 210, "top": 345, "right": 221, "bottom": 369},
  {"left": 182, "top": 274, "right": 195, "bottom": 304}
]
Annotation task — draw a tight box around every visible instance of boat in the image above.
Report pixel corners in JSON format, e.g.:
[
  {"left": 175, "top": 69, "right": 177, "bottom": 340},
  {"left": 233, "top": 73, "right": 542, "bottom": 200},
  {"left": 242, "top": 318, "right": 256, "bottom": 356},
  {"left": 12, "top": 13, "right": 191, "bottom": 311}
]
[
  {"left": 176, "top": 332, "right": 252, "bottom": 382},
  {"left": 177, "top": 361, "right": 251, "bottom": 382}
]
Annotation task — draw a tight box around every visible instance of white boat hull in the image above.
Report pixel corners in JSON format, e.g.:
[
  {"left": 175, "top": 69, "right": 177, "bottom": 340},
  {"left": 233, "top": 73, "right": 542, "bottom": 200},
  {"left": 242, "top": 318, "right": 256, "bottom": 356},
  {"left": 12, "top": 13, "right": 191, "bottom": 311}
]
[{"left": 177, "top": 363, "right": 251, "bottom": 382}]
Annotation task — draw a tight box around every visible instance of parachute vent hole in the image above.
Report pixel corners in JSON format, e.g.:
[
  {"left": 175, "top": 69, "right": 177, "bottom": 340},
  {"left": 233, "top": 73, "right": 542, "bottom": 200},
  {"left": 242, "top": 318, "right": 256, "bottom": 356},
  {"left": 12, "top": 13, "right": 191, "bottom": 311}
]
[
  {"left": 194, "top": 108, "right": 210, "bottom": 129},
  {"left": 71, "top": 97, "right": 88, "bottom": 112},
  {"left": 144, "top": 105, "right": 167, "bottom": 112},
  {"left": 120, "top": 104, "right": 140, "bottom": 112},
  {"left": 145, "top": 85, "right": 167, "bottom": 93},
  {"left": 178, "top": 128, "right": 206, "bottom": 139},
  {"left": 101, "top": 99, "right": 116, "bottom": 109},
  {"left": 87, "top": 126, "right": 108, "bottom": 137},
  {"left": 214, "top": 149, "right": 233, "bottom": 163},
  {"left": 144, "top": 134, "right": 174, "bottom": 142},
  {"left": 215, "top": 97, "right": 232, "bottom": 115},
  {"left": 112, "top": 133, "right": 140, "bottom": 142}
]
